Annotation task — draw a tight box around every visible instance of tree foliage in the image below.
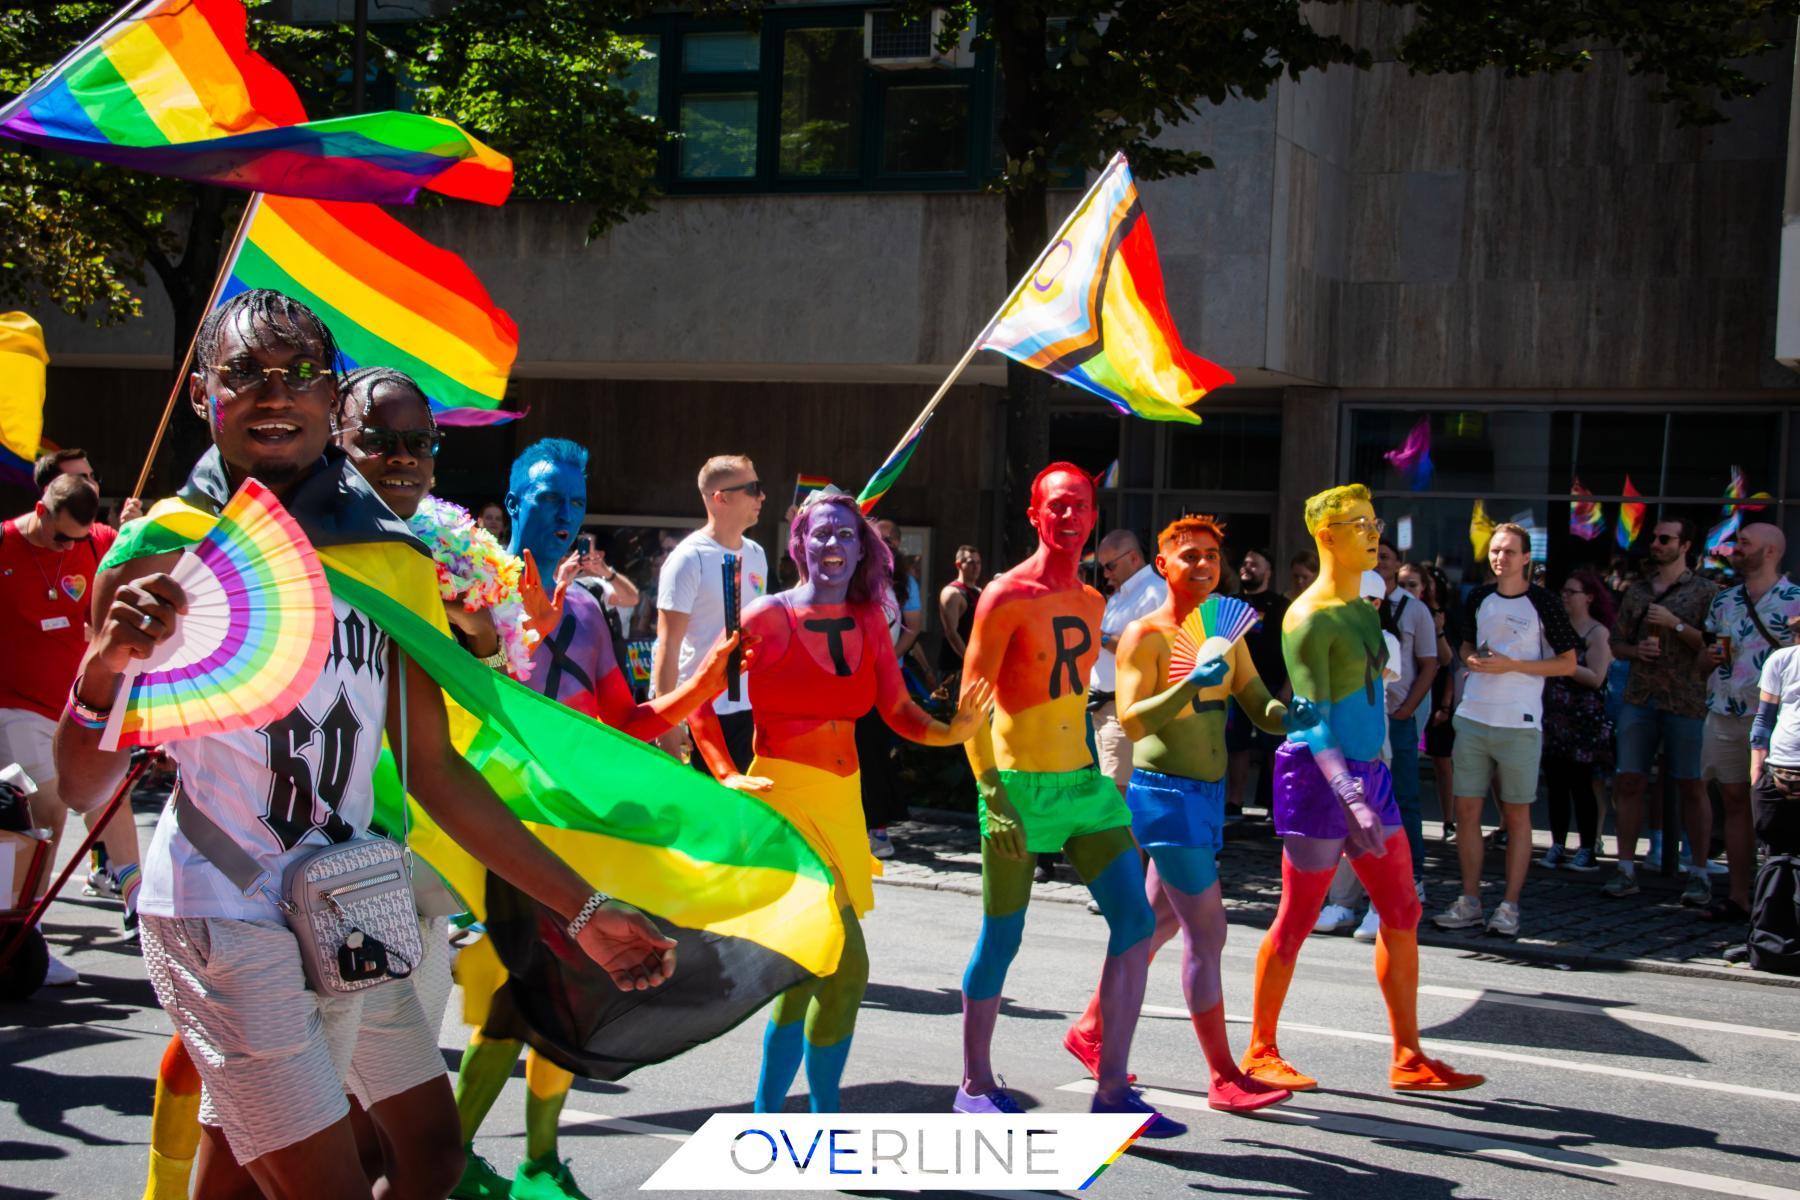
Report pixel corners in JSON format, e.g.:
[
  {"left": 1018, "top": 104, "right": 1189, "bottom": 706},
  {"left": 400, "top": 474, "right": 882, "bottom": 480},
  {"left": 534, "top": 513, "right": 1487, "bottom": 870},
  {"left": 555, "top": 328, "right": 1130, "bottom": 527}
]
[{"left": 0, "top": 0, "right": 665, "bottom": 339}]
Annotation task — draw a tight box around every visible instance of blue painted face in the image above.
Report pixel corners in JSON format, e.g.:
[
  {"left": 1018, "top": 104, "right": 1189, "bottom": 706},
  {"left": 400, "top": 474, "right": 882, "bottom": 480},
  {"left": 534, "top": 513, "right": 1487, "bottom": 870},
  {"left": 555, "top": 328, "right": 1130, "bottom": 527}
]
[{"left": 507, "top": 458, "right": 587, "bottom": 568}]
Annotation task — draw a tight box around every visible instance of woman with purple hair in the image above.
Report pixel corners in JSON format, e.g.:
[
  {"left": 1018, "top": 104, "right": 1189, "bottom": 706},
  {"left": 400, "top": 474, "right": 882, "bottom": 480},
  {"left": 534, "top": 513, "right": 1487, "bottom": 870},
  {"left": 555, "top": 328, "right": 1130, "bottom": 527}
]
[{"left": 691, "top": 490, "right": 992, "bottom": 1112}]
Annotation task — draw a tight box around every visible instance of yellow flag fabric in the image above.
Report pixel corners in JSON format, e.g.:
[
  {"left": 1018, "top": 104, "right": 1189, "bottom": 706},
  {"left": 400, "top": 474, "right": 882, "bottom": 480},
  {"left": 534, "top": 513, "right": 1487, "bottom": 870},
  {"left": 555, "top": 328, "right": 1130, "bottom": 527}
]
[{"left": 0, "top": 312, "right": 48, "bottom": 481}]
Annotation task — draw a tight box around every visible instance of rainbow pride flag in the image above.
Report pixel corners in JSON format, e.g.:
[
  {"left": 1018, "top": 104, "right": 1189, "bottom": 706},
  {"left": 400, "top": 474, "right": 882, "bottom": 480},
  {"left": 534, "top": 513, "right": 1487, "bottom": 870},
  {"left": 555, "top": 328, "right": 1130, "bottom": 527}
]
[
  {"left": 218, "top": 195, "right": 520, "bottom": 425},
  {"left": 1617, "top": 476, "right": 1646, "bottom": 549},
  {"left": 1723, "top": 464, "right": 1771, "bottom": 514},
  {"left": 1569, "top": 476, "right": 1605, "bottom": 541},
  {"left": 977, "top": 153, "right": 1233, "bottom": 424},
  {"left": 0, "top": 313, "right": 48, "bottom": 488},
  {"left": 0, "top": 0, "right": 510, "bottom": 206},
  {"left": 856, "top": 425, "right": 922, "bottom": 513}
]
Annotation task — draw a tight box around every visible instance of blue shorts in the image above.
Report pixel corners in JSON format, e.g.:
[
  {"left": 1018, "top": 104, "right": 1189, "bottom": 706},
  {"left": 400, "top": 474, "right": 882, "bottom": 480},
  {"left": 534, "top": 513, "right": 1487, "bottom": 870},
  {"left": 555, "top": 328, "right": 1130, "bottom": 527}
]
[
  {"left": 1615, "top": 702, "right": 1704, "bottom": 780},
  {"left": 1126, "top": 768, "right": 1225, "bottom": 852}
]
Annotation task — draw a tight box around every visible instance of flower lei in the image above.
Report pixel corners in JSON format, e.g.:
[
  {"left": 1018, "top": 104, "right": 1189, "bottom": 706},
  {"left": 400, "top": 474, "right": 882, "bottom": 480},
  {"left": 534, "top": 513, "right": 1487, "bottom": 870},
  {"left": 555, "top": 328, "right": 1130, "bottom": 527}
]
[{"left": 407, "top": 495, "right": 537, "bottom": 680}]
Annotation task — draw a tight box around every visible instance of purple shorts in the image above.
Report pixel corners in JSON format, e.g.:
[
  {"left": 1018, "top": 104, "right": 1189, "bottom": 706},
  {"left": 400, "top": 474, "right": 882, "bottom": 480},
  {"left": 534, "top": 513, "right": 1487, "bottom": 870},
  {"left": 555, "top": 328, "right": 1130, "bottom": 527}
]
[{"left": 1273, "top": 741, "right": 1402, "bottom": 840}]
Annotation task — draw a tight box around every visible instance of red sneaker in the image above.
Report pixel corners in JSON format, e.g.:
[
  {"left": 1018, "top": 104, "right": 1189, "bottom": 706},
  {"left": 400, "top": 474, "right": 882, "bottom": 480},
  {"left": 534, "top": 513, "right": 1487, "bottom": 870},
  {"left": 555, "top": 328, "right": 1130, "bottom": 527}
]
[
  {"left": 1208, "top": 1074, "right": 1292, "bottom": 1113},
  {"left": 1061, "top": 1025, "right": 1136, "bottom": 1084}
]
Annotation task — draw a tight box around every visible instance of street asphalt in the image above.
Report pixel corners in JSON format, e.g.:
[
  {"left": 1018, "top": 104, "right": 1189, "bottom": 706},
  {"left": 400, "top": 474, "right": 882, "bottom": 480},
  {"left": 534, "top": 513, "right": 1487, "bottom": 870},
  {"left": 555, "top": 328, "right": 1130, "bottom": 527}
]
[{"left": 4, "top": 807, "right": 1798, "bottom": 1200}]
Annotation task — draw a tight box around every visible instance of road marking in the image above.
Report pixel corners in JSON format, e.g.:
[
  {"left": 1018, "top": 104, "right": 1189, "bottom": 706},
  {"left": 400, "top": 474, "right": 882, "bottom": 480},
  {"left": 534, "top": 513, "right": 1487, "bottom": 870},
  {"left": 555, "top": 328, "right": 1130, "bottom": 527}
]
[
  {"left": 1137, "top": 1006, "right": 1800, "bottom": 1106},
  {"left": 563, "top": 1109, "right": 691, "bottom": 1143},
  {"left": 1414, "top": 985, "right": 1800, "bottom": 1043},
  {"left": 1059, "top": 1080, "right": 1800, "bottom": 1200}
]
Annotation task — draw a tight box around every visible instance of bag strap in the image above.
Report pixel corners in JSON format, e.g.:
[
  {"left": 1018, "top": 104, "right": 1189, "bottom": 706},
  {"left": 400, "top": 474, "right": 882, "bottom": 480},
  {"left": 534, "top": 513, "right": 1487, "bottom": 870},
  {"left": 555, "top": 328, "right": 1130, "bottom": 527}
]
[
  {"left": 1743, "top": 586, "right": 1788, "bottom": 654},
  {"left": 174, "top": 787, "right": 278, "bottom": 901},
  {"left": 397, "top": 648, "right": 411, "bottom": 877}
]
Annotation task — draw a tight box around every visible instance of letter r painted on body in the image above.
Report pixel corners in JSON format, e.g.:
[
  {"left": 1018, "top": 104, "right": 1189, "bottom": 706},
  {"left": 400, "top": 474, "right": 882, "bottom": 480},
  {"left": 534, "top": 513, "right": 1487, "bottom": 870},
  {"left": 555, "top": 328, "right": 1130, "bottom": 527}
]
[{"left": 1048, "top": 615, "right": 1091, "bottom": 699}]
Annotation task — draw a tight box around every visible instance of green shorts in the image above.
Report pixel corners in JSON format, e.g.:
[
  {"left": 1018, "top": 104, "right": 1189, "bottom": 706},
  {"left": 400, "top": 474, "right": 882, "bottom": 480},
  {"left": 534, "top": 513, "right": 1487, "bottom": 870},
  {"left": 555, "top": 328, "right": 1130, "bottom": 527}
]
[
  {"left": 983, "top": 767, "right": 1133, "bottom": 853},
  {"left": 1451, "top": 714, "right": 1542, "bottom": 805}
]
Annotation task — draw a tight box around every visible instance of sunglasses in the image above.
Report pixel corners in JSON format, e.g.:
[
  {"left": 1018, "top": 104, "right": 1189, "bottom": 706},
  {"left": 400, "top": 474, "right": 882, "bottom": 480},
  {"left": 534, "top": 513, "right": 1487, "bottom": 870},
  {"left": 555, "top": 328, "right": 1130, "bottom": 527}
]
[
  {"left": 50, "top": 529, "right": 92, "bottom": 547},
  {"left": 1651, "top": 534, "right": 1681, "bottom": 545},
  {"left": 717, "top": 480, "right": 765, "bottom": 498},
  {"left": 1327, "top": 516, "right": 1386, "bottom": 536},
  {"left": 1560, "top": 586, "right": 1587, "bottom": 596},
  {"left": 212, "top": 358, "right": 335, "bottom": 394},
  {"left": 352, "top": 425, "right": 441, "bottom": 459},
  {"left": 1099, "top": 555, "right": 1129, "bottom": 573}
]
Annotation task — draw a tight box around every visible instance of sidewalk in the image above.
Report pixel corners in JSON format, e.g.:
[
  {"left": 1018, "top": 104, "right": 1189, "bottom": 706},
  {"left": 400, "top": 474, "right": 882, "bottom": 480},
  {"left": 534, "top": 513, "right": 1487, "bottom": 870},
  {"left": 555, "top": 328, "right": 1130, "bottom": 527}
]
[{"left": 874, "top": 807, "right": 1795, "bottom": 989}]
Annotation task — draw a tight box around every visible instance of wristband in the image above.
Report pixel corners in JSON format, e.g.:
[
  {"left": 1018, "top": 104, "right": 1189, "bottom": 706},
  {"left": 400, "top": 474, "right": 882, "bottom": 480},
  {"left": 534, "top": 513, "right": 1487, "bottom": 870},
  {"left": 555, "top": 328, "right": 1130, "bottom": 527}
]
[
  {"left": 477, "top": 647, "right": 509, "bottom": 671},
  {"left": 66, "top": 682, "right": 111, "bottom": 730},
  {"left": 565, "top": 890, "right": 614, "bottom": 939}
]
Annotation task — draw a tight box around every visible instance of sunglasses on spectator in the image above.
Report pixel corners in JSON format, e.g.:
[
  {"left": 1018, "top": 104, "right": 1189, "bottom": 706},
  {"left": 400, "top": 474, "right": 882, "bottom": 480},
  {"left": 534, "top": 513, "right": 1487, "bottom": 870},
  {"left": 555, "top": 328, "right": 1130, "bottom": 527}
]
[
  {"left": 1099, "top": 555, "right": 1130, "bottom": 573},
  {"left": 1560, "top": 585, "right": 1587, "bottom": 596},
  {"left": 717, "top": 480, "right": 765, "bottom": 498},
  {"left": 1651, "top": 533, "right": 1681, "bottom": 545},
  {"left": 351, "top": 426, "right": 441, "bottom": 458}
]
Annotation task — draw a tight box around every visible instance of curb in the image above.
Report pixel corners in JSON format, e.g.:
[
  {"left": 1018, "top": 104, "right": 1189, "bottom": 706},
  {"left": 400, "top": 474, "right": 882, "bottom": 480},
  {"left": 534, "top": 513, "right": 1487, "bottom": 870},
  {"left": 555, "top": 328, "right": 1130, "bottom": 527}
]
[{"left": 871, "top": 872, "right": 1800, "bottom": 991}]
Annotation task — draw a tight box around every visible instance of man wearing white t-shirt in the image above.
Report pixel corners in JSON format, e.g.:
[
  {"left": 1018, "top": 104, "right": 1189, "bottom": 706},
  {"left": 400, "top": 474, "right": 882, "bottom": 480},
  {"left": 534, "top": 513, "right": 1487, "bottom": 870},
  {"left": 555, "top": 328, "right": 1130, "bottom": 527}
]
[
  {"left": 1435, "top": 524, "right": 1579, "bottom": 938},
  {"left": 655, "top": 455, "right": 768, "bottom": 774},
  {"left": 1091, "top": 530, "right": 1168, "bottom": 793}
]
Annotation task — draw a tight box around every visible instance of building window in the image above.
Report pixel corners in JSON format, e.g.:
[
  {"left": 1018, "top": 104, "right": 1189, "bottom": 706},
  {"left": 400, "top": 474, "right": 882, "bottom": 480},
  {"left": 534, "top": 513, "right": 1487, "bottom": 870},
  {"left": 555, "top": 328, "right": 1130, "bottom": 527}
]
[
  {"left": 779, "top": 27, "right": 864, "bottom": 177},
  {"left": 619, "top": 35, "right": 661, "bottom": 120},
  {"left": 629, "top": 7, "right": 997, "bottom": 194},
  {"left": 680, "top": 92, "right": 758, "bottom": 179},
  {"left": 1348, "top": 406, "right": 1794, "bottom": 582}
]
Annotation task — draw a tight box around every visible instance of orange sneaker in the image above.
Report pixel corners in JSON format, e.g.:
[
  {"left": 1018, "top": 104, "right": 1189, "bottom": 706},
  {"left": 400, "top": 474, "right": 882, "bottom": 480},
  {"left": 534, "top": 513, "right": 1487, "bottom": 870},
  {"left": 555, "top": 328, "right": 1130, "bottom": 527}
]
[
  {"left": 1390, "top": 1053, "right": 1486, "bottom": 1092},
  {"left": 1061, "top": 1026, "right": 1136, "bottom": 1084},
  {"left": 1239, "top": 1045, "right": 1318, "bottom": 1091}
]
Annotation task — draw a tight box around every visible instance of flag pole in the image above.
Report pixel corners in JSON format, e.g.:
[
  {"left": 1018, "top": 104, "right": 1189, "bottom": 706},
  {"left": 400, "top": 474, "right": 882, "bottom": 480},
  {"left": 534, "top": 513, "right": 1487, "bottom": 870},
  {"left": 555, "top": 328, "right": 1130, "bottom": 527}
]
[
  {"left": 857, "top": 154, "right": 1128, "bottom": 509},
  {"left": 130, "top": 192, "right": 262, "bottom": 502}
]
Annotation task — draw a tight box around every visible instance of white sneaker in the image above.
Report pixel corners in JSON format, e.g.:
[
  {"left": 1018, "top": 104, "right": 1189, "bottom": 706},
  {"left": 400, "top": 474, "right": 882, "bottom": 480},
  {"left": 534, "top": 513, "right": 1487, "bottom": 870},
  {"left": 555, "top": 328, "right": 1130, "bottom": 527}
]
[
  {"left": 1313, "top": 903, "right": 1357, "bottom": 934},
  {"left": 1433, "top": 895, "right": 1485, "bottom": 930},
  {"left": 1486, "top": 900, "right": 1521, "bottom": 938},
  {"left": 868, "top": 829, "right": 895, "bottom": 860},
  {"left": 1353, "top": 907, "right": 1381, "bottom": 942},
  {"left": 1415, "top": 878, "right": 1426, "bottom": 906},
  {"left": 43, "top": 953, "right": 79, "bottom": 987}
]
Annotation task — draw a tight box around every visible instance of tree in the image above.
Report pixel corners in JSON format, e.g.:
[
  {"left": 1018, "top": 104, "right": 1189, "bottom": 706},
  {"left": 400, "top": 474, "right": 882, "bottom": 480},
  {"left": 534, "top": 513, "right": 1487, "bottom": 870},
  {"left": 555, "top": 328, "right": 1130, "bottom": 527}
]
[{"left": 908, "top": 0, "right": 1795, "bottom": 555}]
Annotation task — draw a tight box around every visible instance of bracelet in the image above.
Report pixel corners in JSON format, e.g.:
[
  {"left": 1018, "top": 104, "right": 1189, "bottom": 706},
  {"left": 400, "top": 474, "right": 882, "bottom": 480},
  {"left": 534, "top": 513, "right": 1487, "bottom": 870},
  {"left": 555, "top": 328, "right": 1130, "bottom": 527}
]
[
  {"left": 477, "top": 646, "right": 508, "bottom": 671},
  {"left": 66, "top": 682, "right": 111, "bottom": 730},
  {"left": 565, "top": 890, "right": 613, "bottom": 939}
]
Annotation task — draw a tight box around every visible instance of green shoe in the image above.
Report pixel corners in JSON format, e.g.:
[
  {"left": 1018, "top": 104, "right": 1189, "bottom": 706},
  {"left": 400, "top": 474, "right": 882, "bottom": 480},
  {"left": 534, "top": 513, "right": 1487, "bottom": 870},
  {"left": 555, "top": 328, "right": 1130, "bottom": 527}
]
[
  {"left": 449, "top": 1147, "right": 511, "bottom": 1200},
  {"left": 513, "top": 1154, "right": 593, "bottom": 1200}
]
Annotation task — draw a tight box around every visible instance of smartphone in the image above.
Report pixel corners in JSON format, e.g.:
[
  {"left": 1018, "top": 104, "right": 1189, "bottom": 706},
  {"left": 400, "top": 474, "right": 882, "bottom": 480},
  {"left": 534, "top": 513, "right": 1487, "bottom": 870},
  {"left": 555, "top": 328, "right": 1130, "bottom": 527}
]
[{"left": 576, "top": 534, "right": 594, "bottom": 556}]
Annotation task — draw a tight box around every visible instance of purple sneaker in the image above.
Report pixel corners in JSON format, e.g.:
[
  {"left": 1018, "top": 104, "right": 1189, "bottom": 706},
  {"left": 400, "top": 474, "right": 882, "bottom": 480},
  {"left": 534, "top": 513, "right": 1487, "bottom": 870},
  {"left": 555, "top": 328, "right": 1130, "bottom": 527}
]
[
  {"left": 1091, "top": 1088, "right": 1187, "bottom": 1138},
  {"left": 953, "top": 1083, "right": 1025, "bottom": 1114}
]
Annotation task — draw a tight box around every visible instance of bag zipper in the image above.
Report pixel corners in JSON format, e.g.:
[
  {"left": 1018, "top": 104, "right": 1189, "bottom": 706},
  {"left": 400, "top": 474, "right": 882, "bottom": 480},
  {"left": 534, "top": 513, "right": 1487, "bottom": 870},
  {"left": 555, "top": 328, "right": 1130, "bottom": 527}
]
[{"left": 325, "top": 870, "right": 402, "bottom": 900}]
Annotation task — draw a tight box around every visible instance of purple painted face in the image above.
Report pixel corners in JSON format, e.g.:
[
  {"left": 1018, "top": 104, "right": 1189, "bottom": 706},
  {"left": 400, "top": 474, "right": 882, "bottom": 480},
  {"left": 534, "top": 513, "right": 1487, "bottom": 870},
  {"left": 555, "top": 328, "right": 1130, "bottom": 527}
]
[{"left": 804, "top": 502, "right": 863, "bottom": 589}]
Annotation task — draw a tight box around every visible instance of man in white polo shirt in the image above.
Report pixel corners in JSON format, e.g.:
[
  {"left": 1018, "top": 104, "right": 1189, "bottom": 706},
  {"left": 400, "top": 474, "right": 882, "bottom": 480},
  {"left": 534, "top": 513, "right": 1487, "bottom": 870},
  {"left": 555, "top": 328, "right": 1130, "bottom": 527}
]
[
  {"left": 655, "top": 455, "right": 769, "bottom": 774},
  {"left": 1090, "top": 529, "right": 1168, "bottom": 794}
]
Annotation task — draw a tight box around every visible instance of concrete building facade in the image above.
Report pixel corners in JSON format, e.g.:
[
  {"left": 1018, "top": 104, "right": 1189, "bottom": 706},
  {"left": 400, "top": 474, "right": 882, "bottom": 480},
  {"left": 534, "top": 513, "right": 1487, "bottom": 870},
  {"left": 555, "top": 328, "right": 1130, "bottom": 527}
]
[{"left": 35, "top": 3, "right": 1800, "bottom": 630}]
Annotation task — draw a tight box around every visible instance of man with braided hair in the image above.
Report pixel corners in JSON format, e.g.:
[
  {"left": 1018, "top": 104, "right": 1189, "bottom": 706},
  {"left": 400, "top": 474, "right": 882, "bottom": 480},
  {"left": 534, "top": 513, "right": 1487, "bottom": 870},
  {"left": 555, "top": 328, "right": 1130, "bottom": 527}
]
[
  {"left": 1241, "top": 484, "right": 1484, "bottom": 1093},
  {"left": 950, "top": 463, "right": 1182, "bottom": 1135},
  {"left": 1063, "top": 515, "right": 1305, "bottom": 1112}
]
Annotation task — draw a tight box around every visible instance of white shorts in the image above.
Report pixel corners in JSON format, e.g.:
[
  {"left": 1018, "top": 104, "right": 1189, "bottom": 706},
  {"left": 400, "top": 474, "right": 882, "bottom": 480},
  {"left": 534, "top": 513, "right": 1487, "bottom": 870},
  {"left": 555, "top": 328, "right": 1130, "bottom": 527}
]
[
  {"left": 140, "top": 914, "right": 445, "bottom": 1164},
  {"left": 1093, "top": 701, "right": 1133, "bottom": 794},
  {"left": 1701, "top": 712, "right": 1756, "bottom": 786}
]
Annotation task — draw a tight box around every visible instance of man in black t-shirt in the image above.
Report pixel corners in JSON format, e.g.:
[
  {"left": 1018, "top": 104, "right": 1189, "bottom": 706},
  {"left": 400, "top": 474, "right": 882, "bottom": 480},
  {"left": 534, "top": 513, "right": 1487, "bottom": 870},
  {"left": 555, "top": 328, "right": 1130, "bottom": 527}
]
[{"left": 1227, "top": 549, "right": 1290, "bottom": 813}]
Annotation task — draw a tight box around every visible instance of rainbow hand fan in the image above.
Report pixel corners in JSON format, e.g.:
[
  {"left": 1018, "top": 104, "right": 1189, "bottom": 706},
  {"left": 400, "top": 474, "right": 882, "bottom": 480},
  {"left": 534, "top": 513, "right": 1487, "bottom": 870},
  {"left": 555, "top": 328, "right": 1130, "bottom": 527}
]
[
  {"left": 100, "top": 481, "right": 333, "bottom": 751},
  {"left": 1166, "top": 595, "right": 1261, "bottom": 686}
]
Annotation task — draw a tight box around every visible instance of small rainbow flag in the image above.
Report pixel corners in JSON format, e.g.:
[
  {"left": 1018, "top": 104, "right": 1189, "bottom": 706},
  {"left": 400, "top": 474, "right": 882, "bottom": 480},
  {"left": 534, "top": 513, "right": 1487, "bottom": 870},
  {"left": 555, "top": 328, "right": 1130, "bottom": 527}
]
[
  {"left": 1723, "top": 464, "right": 1772, "bottom": 514},
  {"left": 0, "top": 312, "right": 48, "bottom": 489},
  {"left": 1569, "top": 476, "right": 1605, "bottom": 541},
  {"left": 217, "top": 195, "right": 520, "bottom": 425},
  {"left": 1705, "top": 510, "right": 1741, "bottom": 565},
  {"left": 1617, "top": 475, "right": 1646, "bottom": 549},
  {"left": 857, "top": 425, "right": 921, "bottom": 514},
  {"left": 792, "top": 473, "right": 832, "bottom": 508},
  {"left": 0, "top": 0, "right": 511, "bottom": 206},
  {"left": 978, "top": 153, "right": 1233, "bottom": 424}
]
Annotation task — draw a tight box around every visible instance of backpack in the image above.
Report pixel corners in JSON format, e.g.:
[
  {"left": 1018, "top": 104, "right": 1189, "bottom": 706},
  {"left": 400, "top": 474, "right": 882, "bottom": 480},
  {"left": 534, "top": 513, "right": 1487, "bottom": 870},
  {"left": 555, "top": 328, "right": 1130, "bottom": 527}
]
[{"left": 1749, "top": 855, "right": 1800, "bottom": 976}]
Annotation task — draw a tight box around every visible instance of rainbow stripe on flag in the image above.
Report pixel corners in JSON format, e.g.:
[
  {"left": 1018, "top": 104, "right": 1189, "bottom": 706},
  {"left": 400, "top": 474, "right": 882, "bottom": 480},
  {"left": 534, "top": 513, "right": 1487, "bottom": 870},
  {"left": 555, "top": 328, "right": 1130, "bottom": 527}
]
[
  {"left": 856, "top": 425, "right": 922, "bottom": 513},
  {"left": 217, "top": 195, "right": 520, "bottom": 425},
  {"left": 1617, "top": 476, "right": 1646, "bottom": 549},
  {"left": 1569, "top": 476, "right": 1605, "bottom": 541},
  {"left": 0, "top": 313, "right": 48, "bottom": 488},
  {"left": 1723, "top": 464, "right": 1771, "bottom": 514},
  {"left": 0, "top": 0, "right": 511, "bottom": 206},
  {"left": 977, "top": 153, "right": 1233, "bottom": 423}
]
